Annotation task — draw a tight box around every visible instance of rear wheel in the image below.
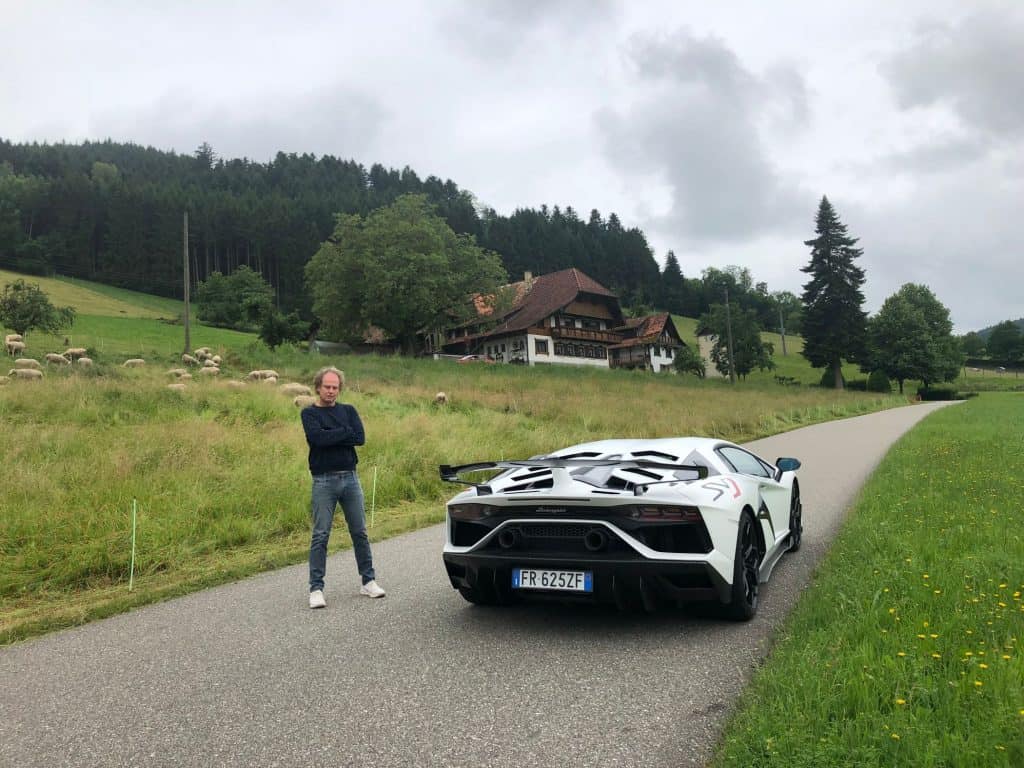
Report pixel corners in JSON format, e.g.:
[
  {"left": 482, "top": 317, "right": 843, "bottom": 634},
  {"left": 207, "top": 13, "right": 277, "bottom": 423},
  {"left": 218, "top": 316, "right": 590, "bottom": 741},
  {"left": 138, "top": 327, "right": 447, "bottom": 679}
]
[
  {"left": 788, "top": 482, "right": 803, "bottom": 552},
  {"left": 725, "top": 511, "right": 761, "bottom": 621}
]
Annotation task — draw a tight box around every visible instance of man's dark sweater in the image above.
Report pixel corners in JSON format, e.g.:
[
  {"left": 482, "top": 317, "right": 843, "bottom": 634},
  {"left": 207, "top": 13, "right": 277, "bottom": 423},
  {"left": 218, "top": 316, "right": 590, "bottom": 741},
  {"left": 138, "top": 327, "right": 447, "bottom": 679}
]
[{"left": 300, "top": 403, "right": 365, "bottom": 475}]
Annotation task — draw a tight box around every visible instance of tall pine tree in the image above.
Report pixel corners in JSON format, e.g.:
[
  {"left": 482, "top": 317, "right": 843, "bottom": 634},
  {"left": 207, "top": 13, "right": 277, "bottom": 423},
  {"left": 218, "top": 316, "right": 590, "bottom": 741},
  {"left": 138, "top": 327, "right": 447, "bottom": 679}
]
[{"left": 800, "top": 196, "right": 868, "bottom": 388}]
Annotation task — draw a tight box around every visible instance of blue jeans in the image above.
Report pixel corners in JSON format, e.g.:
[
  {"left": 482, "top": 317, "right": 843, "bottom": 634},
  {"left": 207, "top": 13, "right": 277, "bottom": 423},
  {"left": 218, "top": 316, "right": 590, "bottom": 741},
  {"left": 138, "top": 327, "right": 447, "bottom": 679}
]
[{"left": 309, "top": 470, "right": 375, "bottom": 592}]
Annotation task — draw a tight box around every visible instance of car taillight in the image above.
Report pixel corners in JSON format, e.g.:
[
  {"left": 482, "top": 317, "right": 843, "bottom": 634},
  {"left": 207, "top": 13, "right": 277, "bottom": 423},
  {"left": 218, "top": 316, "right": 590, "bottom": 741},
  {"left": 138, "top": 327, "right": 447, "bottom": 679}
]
[
  {"left": 629, "top": 505, "right": 701, "bottom": 521},
  {"left": 448, "top": 503, "right": 499, "bottom": 521}
]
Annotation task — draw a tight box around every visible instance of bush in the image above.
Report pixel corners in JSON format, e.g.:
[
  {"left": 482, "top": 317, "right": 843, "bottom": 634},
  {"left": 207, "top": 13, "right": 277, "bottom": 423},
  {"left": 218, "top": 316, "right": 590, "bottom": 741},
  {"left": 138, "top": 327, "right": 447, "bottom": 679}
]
[
  {"left": 867, "top": 369, "right": 892, "bottom": 392},
  {"left": 917, "top": 386, "right": 959, "bottom": 401},
  {"left": 845, "top": 379, "right": 867, "bottom": 391}
]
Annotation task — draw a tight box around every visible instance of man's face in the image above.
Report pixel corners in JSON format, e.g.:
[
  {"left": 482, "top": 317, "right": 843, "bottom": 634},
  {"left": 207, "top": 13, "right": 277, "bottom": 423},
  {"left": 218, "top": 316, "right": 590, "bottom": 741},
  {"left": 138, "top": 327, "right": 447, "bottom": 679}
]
[{"left": 317, "top": 372, "right": 341, "bottom": 406}]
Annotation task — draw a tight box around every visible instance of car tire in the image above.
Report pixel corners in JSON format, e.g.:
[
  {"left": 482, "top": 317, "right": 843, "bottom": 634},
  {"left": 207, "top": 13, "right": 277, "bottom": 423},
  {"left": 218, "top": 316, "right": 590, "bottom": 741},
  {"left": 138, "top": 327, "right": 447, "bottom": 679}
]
[
  {"left": 725, "top": 511, "right": 761, "bottom": 621},
  {"left": 788, "top": 481, "right": 802, "bottom": 552}
]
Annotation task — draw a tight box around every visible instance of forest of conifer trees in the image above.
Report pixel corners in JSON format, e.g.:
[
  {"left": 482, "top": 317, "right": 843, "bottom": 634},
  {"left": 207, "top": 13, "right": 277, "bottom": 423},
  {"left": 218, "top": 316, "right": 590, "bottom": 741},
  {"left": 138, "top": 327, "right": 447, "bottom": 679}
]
[{"left": 0, "top": 139, "right": 796, "bottom": 328}]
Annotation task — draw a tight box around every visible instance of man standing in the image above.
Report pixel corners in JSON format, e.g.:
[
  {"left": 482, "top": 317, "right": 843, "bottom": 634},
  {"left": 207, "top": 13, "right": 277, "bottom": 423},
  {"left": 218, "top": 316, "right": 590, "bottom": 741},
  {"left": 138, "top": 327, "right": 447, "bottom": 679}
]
[{"left": 301, "top": 366, "right": 386, "bottom": 608}]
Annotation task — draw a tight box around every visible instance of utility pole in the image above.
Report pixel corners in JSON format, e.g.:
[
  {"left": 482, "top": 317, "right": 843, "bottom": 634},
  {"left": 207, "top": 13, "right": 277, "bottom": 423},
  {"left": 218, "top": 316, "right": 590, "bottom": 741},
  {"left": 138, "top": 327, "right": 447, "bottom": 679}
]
[
  {"left": 183, "top": 211, "right": 191, "bottom": 355},
  {"left": 778, "top": 304, "right": 788, "bottom": 356},
  {"left": 724, "top": 287, "right": 736, "bottom": 384}
]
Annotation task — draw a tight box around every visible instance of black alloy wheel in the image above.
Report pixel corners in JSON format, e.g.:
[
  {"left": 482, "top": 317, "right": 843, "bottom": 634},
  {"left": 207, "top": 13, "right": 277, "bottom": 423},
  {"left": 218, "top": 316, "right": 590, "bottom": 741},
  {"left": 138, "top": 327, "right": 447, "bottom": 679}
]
[
  {"left": 788, "top": 482, "right": 803, "bottom": 552},
  {"left": 725, "top": 511, "right": 761, "bottom": 621}
]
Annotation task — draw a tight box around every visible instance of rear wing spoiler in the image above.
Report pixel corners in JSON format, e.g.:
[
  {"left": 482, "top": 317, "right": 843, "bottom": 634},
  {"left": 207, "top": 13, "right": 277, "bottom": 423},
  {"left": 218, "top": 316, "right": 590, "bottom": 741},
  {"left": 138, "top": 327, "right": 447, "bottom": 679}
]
[{"left": 439, "top": 457, "right": 709, "bottom": 496}]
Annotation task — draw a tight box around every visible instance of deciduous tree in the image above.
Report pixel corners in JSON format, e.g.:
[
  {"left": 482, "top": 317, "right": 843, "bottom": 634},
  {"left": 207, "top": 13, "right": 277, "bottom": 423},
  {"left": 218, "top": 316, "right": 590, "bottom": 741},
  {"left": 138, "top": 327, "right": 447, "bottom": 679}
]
[
  {"left": 699, "top": 304, "right": 775, "bottom": 380},
  {"left": 800, "top": 196, "right": 868, "bottom": 388},
  {"left": 305, "top": 194, "right": 507, "bottom": 354},
  {"left": 0, "top": 279, "right": 75, "bottom": 338},
  {"left": 867, "top": 283, "right": 961, "bottom": 393}
]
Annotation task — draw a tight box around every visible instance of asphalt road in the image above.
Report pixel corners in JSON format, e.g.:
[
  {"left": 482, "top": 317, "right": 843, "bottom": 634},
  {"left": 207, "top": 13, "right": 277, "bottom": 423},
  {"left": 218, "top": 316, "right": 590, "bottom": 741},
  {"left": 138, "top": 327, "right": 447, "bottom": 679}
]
[{"left": 0, "top": 402, "right": 953, "bottom": 768}]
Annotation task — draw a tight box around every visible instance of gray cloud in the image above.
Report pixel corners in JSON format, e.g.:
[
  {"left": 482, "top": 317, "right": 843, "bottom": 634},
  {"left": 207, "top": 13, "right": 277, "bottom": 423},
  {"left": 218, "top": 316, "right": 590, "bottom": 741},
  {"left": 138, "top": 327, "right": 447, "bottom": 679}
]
[
  {"left": 882, "top": 9, "right": 1024, "bottom": 139},
  {"left": 597, "top": 29, "right": 810, "bottom": 246},
  {"left": 89, "top": 84, "right": 388, "bottom": 165}
]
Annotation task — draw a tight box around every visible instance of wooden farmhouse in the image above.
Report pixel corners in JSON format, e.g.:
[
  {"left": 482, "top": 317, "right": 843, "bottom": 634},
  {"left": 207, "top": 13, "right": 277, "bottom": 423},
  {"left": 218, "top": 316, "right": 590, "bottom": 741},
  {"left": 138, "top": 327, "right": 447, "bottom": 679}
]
[{"left": 432, "top": 267, "right": 686, "bottom": 372}]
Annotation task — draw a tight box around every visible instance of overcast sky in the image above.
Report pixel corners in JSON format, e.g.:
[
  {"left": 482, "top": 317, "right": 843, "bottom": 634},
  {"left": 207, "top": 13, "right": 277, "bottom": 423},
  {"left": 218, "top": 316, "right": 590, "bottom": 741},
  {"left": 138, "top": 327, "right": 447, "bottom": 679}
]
[{"left": 4, "top": 1, "right": 1022, "bottom": 332}]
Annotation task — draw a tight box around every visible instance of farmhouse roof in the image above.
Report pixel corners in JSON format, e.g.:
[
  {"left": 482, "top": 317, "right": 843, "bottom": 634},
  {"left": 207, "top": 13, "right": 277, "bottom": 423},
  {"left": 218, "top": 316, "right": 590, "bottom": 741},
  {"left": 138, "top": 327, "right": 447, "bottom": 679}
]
[
  {"left": 479, "top": 267, "right": 620, "bottom": 336},
  {"left": 608, "top": 313, "right": 682, "bottom": 349}
]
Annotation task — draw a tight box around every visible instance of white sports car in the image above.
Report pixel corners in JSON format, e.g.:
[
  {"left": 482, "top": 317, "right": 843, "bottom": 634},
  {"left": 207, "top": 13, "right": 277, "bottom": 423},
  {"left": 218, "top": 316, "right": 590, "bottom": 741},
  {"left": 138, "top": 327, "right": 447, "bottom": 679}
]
[{"left": 440, "top": 437, "right": 802, "bottom": 620}]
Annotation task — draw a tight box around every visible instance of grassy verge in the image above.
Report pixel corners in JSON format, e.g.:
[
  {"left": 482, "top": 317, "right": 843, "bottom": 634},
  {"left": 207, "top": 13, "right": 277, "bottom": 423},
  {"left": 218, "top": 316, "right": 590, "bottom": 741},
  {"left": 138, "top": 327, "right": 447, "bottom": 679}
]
[{"left": 711, "top": 393, "right": 1024, "bottom": 767}]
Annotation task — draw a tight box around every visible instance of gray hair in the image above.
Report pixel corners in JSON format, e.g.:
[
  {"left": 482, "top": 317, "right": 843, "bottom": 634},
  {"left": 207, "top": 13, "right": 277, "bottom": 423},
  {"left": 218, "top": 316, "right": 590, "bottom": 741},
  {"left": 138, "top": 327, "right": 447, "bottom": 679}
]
[{"left": 313, "top": 366, "right": 345, "bottom": 391}]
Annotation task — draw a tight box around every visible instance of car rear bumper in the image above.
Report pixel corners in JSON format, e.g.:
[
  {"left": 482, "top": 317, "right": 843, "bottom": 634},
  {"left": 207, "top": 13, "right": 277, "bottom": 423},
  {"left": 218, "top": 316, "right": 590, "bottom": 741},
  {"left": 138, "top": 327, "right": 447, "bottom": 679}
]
[{"left": 443, "top": 551, "right": 732, "bottom": 607}]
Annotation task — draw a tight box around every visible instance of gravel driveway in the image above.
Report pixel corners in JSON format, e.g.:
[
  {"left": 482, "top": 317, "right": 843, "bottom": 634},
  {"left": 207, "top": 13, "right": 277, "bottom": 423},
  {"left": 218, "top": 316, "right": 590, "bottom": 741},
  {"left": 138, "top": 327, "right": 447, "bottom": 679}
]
[{"left": 0, "top": 402, "right": 952, "bottom": 768}]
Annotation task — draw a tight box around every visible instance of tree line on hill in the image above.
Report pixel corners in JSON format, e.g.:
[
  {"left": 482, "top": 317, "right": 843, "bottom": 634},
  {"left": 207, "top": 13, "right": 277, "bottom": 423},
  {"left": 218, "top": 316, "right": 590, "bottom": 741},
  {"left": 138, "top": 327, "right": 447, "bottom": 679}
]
[
  {"left": 0, "top": 138, "right": 798, "bottom": 330},
  {"left": 2, "top": 139, "right": 1016, "bottom": 389}
]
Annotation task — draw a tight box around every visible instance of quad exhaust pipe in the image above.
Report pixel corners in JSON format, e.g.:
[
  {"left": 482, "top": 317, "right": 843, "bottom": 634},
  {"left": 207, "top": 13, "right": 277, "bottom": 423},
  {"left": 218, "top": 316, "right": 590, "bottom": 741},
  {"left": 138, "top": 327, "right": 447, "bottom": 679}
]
[
  {"left": 583, "top": 528, "right": 608, "bottom": 552},
  {"left": 497, "top": 528, "right": 521, "bottom": 549}
]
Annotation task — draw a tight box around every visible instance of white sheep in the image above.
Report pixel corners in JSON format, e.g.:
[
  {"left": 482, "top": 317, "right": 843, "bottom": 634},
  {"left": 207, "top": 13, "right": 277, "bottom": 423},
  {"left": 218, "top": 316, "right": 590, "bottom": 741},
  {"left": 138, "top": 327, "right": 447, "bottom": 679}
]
[
  {"left": 224, "top": 380, "right": 246, "bottom": 390},
  {"left": 123, "top": 358, "right": 146, "bottom": 368},
  {"left": 434, "top": 391, "right": 449, "bottom": 406},
  {"left": 6, "top": 340, "right": 25, "bottom": 356},
  {"left": 202, "top": 358, "right": 218, "bottom": 368},
  {"left": 64, "top": 347, "right": 88, "bottom": 360},
  {"left": 179, "top": 372, "right": 192, "bottom": 380},
  {"left": 262, "top": 376, "right": 278, "bottom": 385},
  {"left": 193, "top": 347, "right": 212, "bottom": 361},
  {"left": 197, "top": 366, "right": 220, "bottom": 376},
  {"left": 4, "top": 333, "right": 23, "bottom": 344},
  {"left": 181, "top": 353, "right": 199, "bottom": 366},
  {"left": 14, "top": 358, "right": 41, "bottom": 370},
  {"left": 167, "top": 382, "right": 187, "bottom": 392},
  {"left": 77, "top": 357, "right": 93, "bottom": 368},
  {"left": 167, "top": 368, "right": 188, "bottom": 377},
  {"left": 246, "top": 369, "right": 281, "bottom": 381},
  {"left": 8, "top": 368, "right": 43, "bottom": 380},
  {"left": 45, "top": 353, "right": 70, "bottom": 365},
  {"left": 211, "top": 354, "right": 222, "bottom": 365},
  {"left": 293, "top": 395, "right": 317, "bottom": 408},
  {"left": 280, "top": 382, "right": 313, "bottom": 397},
  {"left": 0, "top": 375, "right": 9, "bottom": 385}
]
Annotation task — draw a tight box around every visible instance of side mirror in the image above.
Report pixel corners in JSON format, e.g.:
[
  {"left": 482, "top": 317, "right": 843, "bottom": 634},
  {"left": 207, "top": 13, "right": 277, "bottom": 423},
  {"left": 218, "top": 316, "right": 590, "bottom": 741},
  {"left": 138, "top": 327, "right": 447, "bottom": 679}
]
[{"left": 774, "top": 457, "right": 801, "bottom": 480}]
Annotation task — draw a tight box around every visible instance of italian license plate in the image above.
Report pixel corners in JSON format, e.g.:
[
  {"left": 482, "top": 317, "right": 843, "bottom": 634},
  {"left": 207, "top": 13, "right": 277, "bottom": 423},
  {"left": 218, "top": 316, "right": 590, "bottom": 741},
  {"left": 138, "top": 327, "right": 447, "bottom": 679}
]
[{"left": 512, "top": 568, "right": 593, "bottom": 593}]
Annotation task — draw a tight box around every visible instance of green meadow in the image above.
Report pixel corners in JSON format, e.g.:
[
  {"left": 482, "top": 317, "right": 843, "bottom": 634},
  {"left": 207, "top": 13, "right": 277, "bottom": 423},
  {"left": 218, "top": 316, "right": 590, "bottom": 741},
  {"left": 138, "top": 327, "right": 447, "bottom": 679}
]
[
  {"left": 712, "top": 393, "right": 1024, "bottom": 768},
  {"left": 0, "top": 273, "right": 907, "bottom": 643}
]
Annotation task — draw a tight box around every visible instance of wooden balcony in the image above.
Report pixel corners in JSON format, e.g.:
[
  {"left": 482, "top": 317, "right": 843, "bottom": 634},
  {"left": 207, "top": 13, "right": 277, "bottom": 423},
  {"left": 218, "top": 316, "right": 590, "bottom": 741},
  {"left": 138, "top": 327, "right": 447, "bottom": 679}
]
[{"left": 550, "top": 327, "right": 621, "bottom": 343}]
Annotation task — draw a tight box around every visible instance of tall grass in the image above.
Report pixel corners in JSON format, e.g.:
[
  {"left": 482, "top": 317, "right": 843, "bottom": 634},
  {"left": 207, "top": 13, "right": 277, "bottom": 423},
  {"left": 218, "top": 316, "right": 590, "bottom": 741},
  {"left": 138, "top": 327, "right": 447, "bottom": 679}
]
[
  {"left": 712, "top": 393, "right": 1024, "bottom": 767},
  {"left": 1, "top": 345, "right": 904, "bottom": 643}
]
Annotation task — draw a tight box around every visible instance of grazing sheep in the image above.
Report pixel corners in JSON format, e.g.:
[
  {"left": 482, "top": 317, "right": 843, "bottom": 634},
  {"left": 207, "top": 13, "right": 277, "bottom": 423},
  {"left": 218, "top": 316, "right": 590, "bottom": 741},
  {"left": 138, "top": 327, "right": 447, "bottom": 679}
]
[
  {"left": 14, "top": 358, "right": 41, "bottom": 370},
  {"left": 77, "top": 357, "right": 93, "bottom": 368},
  {"left": 6, "top": 340, "right": 25, "bottom": 356},
  {"left": 193, "top": 347, "right": 212, "bottom": 361},
  {"left": 64, "top": 347, "right": 88, "bottom": 360},
  {"left": 434, "top": 391, "right": 449, "bottom": 406},
  {"left": 262, "top": 376, "right": 279, "bottom": 385},
  {"left": 280, "top": 382, "right": 313, "bottom": 397},
  {"left": 167, "top": 382, "right": 187, "bottom": 392},
  {"left": 246, "top": 369, "right": 280, "bottom": 381},
  {"left": 181, "top": 353, "right": 199, "bottom": 366},
  {"left": 4, "top": 333, "right": 23, "bottom": 344},
  {"left": 45, "top": 353, "right": 71, "bottom": 365},
  {"left": 179, "top": 372, "right": 192, "bottom": 380},
  {"left": 8, "top": 368, "right": 43, "bottom": 380},
  {"left": 123, "top": 358, "right": 146, "bottom": 368},
  {"left": 202, "top": 358, "right": 219, "bottom": 368},
  {"left": 167, "top": 368, "right": 188, "bottom": 377},
  {"left": 0, "top": 375, "right": 9, "bottom": 385},
  {"left": 211, "top": 354, "right": 222, "bottom": 365},
  {"left": 197, "top": 366, "right": 220, "bottom": 376},
  {"left": 293, "top": 395, "right": 317, "bottom": 408},
  {"left": 224, "top": 380, "right": 246, "bottom": 390}
]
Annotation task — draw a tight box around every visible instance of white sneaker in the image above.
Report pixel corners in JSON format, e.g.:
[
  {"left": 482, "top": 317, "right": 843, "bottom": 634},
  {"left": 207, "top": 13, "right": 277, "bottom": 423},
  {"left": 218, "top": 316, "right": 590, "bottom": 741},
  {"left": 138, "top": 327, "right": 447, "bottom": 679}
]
[
  {"left": 359, "top": 580, "right": 386, "bottom": 599},
  {"left": 309, "top": 589, "right": 326, "bottom": 609}
]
